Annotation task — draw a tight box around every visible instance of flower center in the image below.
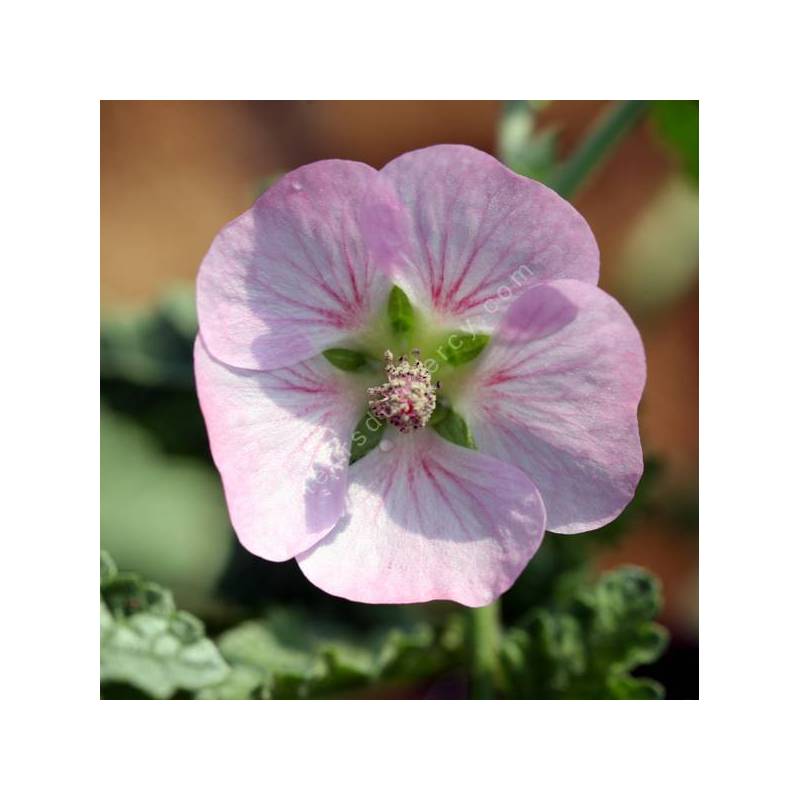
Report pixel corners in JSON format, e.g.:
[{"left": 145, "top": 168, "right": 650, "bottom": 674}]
[{"left": 367, "top": 350, "right": 438, "bottom": 433}]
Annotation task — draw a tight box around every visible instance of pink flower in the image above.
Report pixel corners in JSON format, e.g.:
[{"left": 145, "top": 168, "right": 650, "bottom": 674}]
[{"left": 195, "top": 145, "right": 645, "bottom": 607}]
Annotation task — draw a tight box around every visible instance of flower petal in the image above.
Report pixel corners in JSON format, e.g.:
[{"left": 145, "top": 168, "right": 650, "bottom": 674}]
[
  {"left": 297, "top": 430, "right": 546, "bottom": 606},
  {"left": 460, "top": 279, "right": 646, "bottom": 533},
  {"left": 197, "top": 161, "right": 400, "bottom": 371},
  {"left": 380, "top": 144, "right": 599, "bottom": 329},
  {"left": 194, "top": 336, "right": 364, "bottom": 561}
]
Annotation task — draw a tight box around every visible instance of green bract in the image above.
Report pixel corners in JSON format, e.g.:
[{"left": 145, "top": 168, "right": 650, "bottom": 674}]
[
  {"left": 432, "top": 405, "right": 476, "bottom": 450},
  {"left": 322, "top": 348, "right": 368, "bottom": 371},
  {"left": 349, "top": 412, "right": 386, "bottom": 463},
  {"left": 387, "top": 285, "right": 415, "bottom": 334},
  {"left": 433, "top": 331, "right": 491, "bottom": 366}
]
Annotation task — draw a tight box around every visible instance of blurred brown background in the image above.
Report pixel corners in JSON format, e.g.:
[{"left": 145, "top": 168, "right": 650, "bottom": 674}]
[{"left": 101, "top": 100, "right": 698, "bottom": 687}]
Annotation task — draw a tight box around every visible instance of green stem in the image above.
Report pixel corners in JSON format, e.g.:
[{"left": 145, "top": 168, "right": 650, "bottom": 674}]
[
  {"left": 551, "top": 100, "right": 649, "bottom": 199},
  {"left": 469, "top": 601, "right": 502, "bottom": 699}
]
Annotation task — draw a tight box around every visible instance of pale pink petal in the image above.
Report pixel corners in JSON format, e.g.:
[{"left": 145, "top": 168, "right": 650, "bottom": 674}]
[
  {"left": 194, "top": 336, "right": 365, "bottom": 561},
  {"left": 460, "top": 279, "right": 646, "bottom": 534},
  {"left": 197, "top": 161, "right": 401, "bottom": 371},
  {"left": 297, "top": 430, "right": 546, "bottom": 606},
  {"left": 356, "top": 172, "right": 412, "bottom": 277},
  {"left": 380, "top": 144, "right": 599, "bottom": 331}
]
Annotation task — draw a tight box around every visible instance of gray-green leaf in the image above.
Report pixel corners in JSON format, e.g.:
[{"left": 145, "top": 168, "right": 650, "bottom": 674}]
[
  {"left": 200, "top": 608, "right": 463, "bottom": 700},
  {"left": 100, "top": 551, "right": 229, "bottom": 698}
]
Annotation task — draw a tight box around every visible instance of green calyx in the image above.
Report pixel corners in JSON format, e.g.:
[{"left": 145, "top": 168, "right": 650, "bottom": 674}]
[
  {"left": 378, "top": 285, "right": 491, "bottom": 372},
  {"left": 325, "top": 285, "right": 486, "bottom": 454}
]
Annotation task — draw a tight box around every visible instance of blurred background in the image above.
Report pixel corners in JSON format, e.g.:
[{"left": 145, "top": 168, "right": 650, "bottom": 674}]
[{"left": 100, "top": 101, "right": 698, "bottom": 699}]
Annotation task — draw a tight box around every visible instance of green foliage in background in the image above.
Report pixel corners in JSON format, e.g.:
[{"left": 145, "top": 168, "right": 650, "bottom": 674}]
[
  {"left": 101, "top": 406, "right": 231, "bottom": 610},
  {"left": 651, "top": 100, "right": 699, "bottom": 183},
  {"left": 499, "top": 99, "right": 699, "bottom": 194},
  {"left": 101, "top": 286, "right": 231, "bottom": 611},
  {"left": 200, "top": 611, "right": 464, "bottom": 700},
  {"left": 101, "top": 286, "right": 197, "bottom": 389},
  {"left": 498, "top": 101, "right": 559, "bottom": 184},
  {"left": 100, "top": 546, "right": 667, "bottom": 699}
]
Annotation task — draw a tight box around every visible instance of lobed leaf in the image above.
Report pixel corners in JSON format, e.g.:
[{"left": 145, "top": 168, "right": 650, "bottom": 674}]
[
  {"left": 500, "top": 565, "right": 669, "bottom": 699},
  {"left": 100, "top": 551, "right": 229, "bottom": 699},
  {"left": 200, "top": 609, "right": 463, "bottom": 700}
]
